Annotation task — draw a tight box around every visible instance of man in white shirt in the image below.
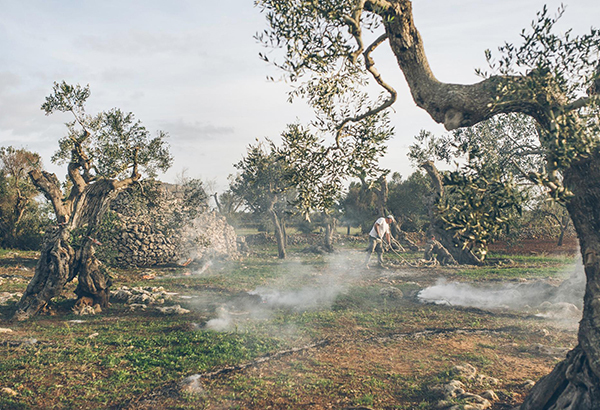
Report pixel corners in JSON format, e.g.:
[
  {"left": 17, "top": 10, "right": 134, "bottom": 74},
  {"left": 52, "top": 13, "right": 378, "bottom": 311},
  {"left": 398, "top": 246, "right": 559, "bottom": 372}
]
[{"left": 365, "top": 215, "right": 395, "bottom": 268}]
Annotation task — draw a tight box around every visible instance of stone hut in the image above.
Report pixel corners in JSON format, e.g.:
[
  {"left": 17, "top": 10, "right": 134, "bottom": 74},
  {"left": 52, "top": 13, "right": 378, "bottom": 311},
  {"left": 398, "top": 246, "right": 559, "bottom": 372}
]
[{"left": 97, "top": 182, "right": 238, "bottom": 267}]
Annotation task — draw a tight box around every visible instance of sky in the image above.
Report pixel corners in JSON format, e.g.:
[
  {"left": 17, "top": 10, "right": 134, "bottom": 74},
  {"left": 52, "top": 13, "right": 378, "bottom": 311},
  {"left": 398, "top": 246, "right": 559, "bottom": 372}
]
[{"left": 1, "top": 0, "right": 598, "bottom": 196}]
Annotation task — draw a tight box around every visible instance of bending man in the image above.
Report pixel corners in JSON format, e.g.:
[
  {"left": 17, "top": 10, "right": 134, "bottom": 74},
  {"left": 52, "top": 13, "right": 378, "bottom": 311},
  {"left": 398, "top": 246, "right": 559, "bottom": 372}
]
[{"left": 365, "top": 215, "right": 395, "bottom": 269}]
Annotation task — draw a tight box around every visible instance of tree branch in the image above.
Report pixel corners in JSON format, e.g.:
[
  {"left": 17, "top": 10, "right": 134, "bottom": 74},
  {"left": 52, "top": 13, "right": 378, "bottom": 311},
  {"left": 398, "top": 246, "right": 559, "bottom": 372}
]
[
  {"left": 335, "top": 33, "right": 397, "bottom": 145},
  {"left": 368, "top": 0, "right": 551, "bottom": 130},
  {"left": 29, "top": 170, "right": 69, "bottom": 225}
]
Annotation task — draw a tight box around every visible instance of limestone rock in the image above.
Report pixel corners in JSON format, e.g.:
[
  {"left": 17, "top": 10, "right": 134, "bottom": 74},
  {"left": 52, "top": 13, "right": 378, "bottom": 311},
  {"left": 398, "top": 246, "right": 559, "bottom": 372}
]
[
  {"left": 379, "top": 286, "right": 404, "bottom": 299},
  {"left": 451, "top": 363, "right": 478, "bottom": 380},
  {"left": 156, "top": 305, "right": 190, "bottom": 315},
  {"left": 432, "top": 379, "right": 466, "bottom": 399},
  {"left": 480, "top": 390, "right": 499, "bottom": 401},
  {"left": 1, "top": 387, "right": 18, "bottom": 397}
]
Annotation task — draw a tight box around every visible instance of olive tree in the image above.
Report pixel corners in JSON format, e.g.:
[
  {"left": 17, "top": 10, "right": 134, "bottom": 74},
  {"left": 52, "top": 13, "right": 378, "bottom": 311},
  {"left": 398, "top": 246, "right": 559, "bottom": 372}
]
[
  {"left": 277, "top": 116, "right": 391, "bottom": 251},
  {"left": 13, "top": 82, "right": 172, "bottom": 320},
  {"left": 409, "top": 114, "right": 539, "bottom": 263},
  {"left": 231, "top": 140, "right": 293, "bottom": 258},
  {"left": 0, "top": 147, "right": 45, "bottom": 249},
  {"left": 256, "top": 1, "right": 600, "bottom": 407}
]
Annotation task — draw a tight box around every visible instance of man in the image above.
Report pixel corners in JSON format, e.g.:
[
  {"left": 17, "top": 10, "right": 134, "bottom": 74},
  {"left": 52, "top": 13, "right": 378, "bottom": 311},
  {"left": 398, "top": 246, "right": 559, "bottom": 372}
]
[{"left": 365, "top": 214, "right": 395, "bottom": 268}]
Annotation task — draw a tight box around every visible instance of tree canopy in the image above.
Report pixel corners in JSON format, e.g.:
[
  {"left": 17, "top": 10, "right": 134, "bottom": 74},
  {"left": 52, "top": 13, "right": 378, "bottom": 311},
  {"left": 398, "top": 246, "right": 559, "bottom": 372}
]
[{"left": 257, "top": 1, "right": 600, "bottom": 407}]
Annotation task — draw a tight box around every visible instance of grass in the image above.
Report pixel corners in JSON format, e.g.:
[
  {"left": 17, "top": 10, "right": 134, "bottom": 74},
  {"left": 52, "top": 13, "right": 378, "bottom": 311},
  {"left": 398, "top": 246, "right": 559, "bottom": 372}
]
[{"left": 0, "top": 239, "right": 580, "bottom": 409}]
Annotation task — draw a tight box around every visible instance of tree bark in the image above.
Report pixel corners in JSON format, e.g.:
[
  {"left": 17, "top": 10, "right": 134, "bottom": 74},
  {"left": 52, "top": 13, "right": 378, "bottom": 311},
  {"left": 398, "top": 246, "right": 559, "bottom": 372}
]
[
  {"left": 323, "top": 214, "right": 336, "bottom": 252},
  {"left": 376, "top": 0, "right": 544, "bottom": 130},
  {"left": 269, "top": 206, "right": 286, "bottom": 259},
  {"left": 520, "top": 153, "right": 600, "bottom": 409},
  {"left": 11, "top": 227, "right": 73, "bottom": 321},
  {"left": 12, "top": 177, "right": 122, "bottom": 320},
  {"left": 421, "top": 161, "right": 483, "bottom": 265},
  {"left": 557, "top": 214, "right": 570, "bottom": 247}
]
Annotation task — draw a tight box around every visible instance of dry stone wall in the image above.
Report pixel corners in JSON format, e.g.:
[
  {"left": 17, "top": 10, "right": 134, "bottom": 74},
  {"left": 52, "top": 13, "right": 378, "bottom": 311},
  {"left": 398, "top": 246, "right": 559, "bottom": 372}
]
[{"left": 98, "top": 183, "right": 238, "bottom": 267}]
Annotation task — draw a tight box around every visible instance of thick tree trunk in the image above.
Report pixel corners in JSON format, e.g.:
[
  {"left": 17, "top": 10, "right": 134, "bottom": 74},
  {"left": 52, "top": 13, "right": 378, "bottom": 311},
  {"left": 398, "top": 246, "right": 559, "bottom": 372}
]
[
  {"left": 421, "top": 161, "right": 483, "bottom": 265},
  {"left": 390, "top": 223, "right": 419, "bottom": 251},
  {"left": 11, "top": 227, "right": 74, "bottom": 321},
  {"left": 12, "top": 179, "right": 118, "bottom": 320},
  {"left": 323, "top": 215, "right": 336, "bottom": 252},
  {"left": 269, "top": 208, "right": 286, "bottom": 259},
  {"left": 375, "top": 176, "right": 388, "bottom": 217},
  {"left": 520, "top": 154, "right": 600, "bottom": 409}
]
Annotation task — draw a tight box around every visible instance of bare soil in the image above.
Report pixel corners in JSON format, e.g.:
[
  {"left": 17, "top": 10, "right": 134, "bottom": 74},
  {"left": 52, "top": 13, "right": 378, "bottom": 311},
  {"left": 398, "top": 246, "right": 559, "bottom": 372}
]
[{"left": 0, "top": 240, "right": 581, "bottom": 410}]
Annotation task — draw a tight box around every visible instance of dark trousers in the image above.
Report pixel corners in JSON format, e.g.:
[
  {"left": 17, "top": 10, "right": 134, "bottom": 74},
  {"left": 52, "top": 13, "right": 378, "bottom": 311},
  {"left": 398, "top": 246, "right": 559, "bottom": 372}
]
[{"left": 365, "top": 236, "right": 384, "bottom": 266}]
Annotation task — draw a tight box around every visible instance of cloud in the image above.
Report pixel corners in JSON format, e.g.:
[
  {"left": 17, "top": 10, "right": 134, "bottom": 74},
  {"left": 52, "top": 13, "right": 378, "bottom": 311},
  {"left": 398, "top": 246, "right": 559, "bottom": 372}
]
[
  {"left": 159, "top": 119, "right": 234, "bottom": 142},
  {"left": 76, "top": 31, "right": 206, "bottom": 57}
]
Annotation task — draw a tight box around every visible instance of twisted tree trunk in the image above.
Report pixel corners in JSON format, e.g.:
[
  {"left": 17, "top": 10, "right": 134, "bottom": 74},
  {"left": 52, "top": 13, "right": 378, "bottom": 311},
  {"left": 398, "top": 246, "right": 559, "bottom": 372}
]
[
  {"left": 421, "top": 161, "right": 483, "bottom": 265},
  {"left": 12, "top": 177, "right": 123, "bottom": 320},
  {"left": 521, "top": 153, "right": 600, "bottom": 409}
]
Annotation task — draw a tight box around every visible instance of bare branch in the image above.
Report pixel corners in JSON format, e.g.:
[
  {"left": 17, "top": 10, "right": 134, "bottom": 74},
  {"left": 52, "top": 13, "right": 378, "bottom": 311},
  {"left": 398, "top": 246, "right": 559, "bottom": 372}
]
[{"left": 335, "top": 33, "right": 397, "bottom": 146}]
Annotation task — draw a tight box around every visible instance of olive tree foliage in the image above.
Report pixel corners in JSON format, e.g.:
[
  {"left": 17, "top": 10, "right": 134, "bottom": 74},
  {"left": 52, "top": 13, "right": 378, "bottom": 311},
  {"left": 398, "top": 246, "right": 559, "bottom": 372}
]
[
  {"left": 231, "top": 140, "right": 293, "bottom": 258},
  {"left": 13, "top": 81, "right": 172, "bottom": 320},
  {"left": 46, "top": 84, "right": 171, "bottom": 182},
  {"left": 256, "top": 0, "right": 395, "bottom": 249},
  {"left": 257, "top": 1, "right": 600, "bottom": 407},
  {"left": 477, "top": 6, "right": 600, "bottom": 202},
  {"left": 386, "top": 170, "right": 431, "bottom": 232},
  {"left": 276, "top": 116, "right": 391, "bottom": 251},
  {"left": 408, "top": 114, "right": 538, "bottom": 260},
  {"left": 0, "top": 147, "right": 49, "bottom": 249}
]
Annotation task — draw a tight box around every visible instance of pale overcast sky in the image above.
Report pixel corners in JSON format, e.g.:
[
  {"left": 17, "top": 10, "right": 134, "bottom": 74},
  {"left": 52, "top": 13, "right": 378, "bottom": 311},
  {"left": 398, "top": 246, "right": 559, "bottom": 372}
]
[{"left": 1, "top": 1, "right": 598, "bottom": 194}]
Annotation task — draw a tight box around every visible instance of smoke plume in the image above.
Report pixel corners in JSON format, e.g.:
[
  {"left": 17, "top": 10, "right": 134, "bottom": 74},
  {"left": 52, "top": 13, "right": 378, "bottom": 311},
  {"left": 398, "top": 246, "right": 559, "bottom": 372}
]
[{"left": 418, "top": 256, "right": 585, "bottom": 324}]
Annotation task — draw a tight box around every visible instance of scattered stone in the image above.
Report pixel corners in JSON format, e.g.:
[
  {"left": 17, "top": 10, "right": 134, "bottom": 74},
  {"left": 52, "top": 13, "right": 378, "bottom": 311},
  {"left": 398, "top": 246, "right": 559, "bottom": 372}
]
[
  {"left": 111, "top": 286, "right": 171, "bottom": 307},
  {"left": 530, "top": 343, "right": 570, "bottom": 357},
  {"left": 451, "top": 363, "right": 478, "bottom": 380},
  {"left": 522, "top": 379, "right": 536, "bottom": 389},
  {"left": 480, "top": 390, "right": 499, "bottom": 401},
  {"left": 73, "top": 304, "right": 97, "bottom": 316},
  {"left": 458, "top": 392, "right": 491, "bottom": 409},
  {"left": 21, "top": 337, "right": 38, "bottom": 346},
  {"left": 432, "top": 380, "right": 466, "bottom": 399},
  {"left": 379, "top": 286, "right": 403, "bottom": 299},
  {"left": 111, "top": 288, "right": 133, "bottom": 302},
  {"left": 129, "top": 293, "right": 155, "bottom": 305},
  {"left": 128, "top": 304, "right": 148, "bottom": 312},
  {"left": 474, "top": 374, "right": 499, "bottom": 386},
  {"left": 1, "top": 387, "right": 18, "bottom": 397},
  {"left": 88, "top": 333, "right": 99, "bottom": 339},
  {"left": 156, "top": 305, "right": 190, "bottom": 315},
  {"left": 179, "top": 374, "right": 206, "bottom": 395},
  {"left": 0, "top": 292, "right": 22, "bottom": 305},
  {"left": 535, "top": 328, "right": 550, "bottom": 337},
  {"left": 0, "top": 328, "right": 13, "bottom": 333}
]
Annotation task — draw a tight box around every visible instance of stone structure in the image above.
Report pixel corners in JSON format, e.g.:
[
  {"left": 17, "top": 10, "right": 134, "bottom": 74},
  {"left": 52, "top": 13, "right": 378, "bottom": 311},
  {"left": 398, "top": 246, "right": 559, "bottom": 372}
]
[{"left": 97, "top": 183, "right": 238, "bottom": 267}]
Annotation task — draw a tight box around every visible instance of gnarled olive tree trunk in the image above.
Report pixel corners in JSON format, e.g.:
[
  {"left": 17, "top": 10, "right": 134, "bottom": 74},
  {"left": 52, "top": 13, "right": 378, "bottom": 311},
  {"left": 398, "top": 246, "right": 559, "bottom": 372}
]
[
  {"left": 421, "top": 161, "right": 483, "bottom": 265},
  {"left": 520, "top": 153, "right": 600, "bottom": 409},
  {"left": 12, "top": 176, "right": 126, "bottom": 321}
]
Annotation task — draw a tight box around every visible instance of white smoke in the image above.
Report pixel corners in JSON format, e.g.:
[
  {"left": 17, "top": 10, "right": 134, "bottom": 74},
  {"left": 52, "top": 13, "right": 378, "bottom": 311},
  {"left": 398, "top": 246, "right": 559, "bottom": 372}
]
[
  {"left": 203, "top": 252, "right": 369, "bottom": 332},
  {"left": 418, "top": 256, "right": 585, "bottom": 324}
]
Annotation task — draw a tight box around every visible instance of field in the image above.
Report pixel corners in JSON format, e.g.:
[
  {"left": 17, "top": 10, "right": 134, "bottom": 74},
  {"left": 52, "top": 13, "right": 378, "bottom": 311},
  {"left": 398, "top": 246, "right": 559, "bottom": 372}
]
[{"left": 0, "top": 238, "right": 581, "bottom": 409}]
